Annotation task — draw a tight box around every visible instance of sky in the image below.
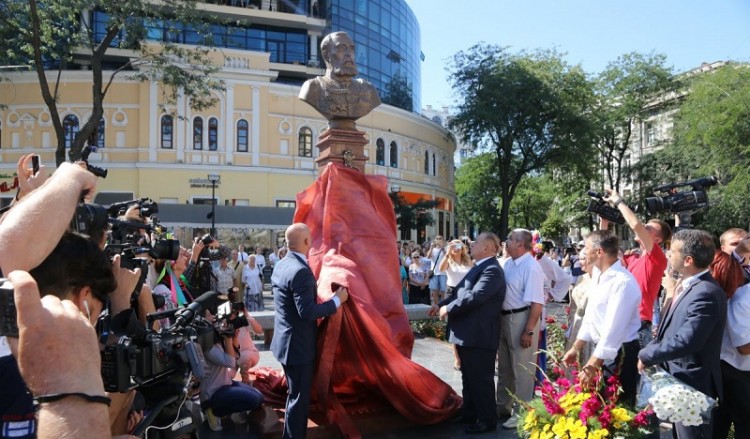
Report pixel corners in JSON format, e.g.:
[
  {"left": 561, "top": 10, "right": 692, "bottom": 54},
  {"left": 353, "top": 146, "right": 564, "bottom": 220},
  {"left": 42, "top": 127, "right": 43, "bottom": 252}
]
[{"left": 404, "top": 0, "right": 750, "bottom": 109}]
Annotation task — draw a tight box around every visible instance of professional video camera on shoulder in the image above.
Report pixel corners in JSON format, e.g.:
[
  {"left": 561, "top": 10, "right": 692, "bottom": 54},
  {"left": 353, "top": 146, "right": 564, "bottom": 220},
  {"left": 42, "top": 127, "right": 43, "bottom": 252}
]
[
  {"left": 586, "top": 190, "right": 626, "bottom": 224},
  {"left": 644, "top": 176, "right": 717, "bottom": 215}
]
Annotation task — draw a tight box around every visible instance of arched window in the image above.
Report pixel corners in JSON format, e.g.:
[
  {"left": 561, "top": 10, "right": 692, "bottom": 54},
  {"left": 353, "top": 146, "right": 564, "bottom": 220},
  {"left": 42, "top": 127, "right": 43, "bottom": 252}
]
[
  {"left": 431, "top": 115, "right": 443, "bottom": 125},
  {"left": 95, "top": 118, "right": 105, "bottom": 148},
  {"left": 237, "top": 119, "right": 249, "bottom": 152},
  {"left": 193, "top": 117, "right": 203, "bottom": 150},
  {"left": 208, "top": 117, "right": 218, "bottom": 151},
  {"left": 298, "top": 127, "right": 312, "bottom": 157},
  {"left": 424, "top": 151, "right": 429, "bottom": 174},
  {"left": 64, "top": 114, "right": 80, "bottom": 148},
  {"left": 160, "top": 115, "right": 173, "bottom": 149},
  {"left": 376, "top": 138, "right": 385, "bottom": 166},
  {"left": 432, "top": 153, "right": 436, "bottom": 176},
  {"left": 389, "top": 141, "right": 398, "bottom": 168}
]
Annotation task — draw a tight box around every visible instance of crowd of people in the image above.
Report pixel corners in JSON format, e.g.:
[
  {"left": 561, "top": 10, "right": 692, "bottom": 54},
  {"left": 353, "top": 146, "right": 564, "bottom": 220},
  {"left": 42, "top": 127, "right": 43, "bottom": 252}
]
[
  {"left": 423, "top": 187, "right": 750, "bottom": 438},
  {"left": 1, "top": 152, "right": 749, "bottom": 439},
  {"left": 0, "top": 156, "right": 289, "bottom": 438}
]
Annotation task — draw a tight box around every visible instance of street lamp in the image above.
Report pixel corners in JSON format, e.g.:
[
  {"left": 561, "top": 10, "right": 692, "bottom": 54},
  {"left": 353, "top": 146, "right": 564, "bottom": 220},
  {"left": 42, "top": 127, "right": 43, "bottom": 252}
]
[{"left": 207, "top": 173, "right": 220, "bottom": 236}]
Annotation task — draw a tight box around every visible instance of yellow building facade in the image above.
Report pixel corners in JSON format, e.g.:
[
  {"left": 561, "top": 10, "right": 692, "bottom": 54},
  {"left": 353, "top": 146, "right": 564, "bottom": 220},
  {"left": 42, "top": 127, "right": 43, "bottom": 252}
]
[{"left": 0, "top": 48, "right": 455, "bottom": 245}]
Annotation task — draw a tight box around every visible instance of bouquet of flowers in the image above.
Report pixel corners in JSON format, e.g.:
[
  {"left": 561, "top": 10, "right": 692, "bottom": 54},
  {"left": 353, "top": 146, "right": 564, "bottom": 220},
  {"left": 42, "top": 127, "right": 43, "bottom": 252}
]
[
  {"left": 636, "top": 366, "right": 716, "bottom": 427},
  {"left": 518, "top": 361, "right": 653, "bottom": 439}
]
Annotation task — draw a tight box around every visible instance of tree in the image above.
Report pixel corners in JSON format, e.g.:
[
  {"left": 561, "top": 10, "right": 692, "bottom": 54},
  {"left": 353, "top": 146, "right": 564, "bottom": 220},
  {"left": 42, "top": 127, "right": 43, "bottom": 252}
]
[
  {"left": 381, "top": 71, "right": 413, "bottom": 112},
  {"left": 448, "top": 44, "right": 596, "bottom": 238},
  {"left": 389, "top": 192, "right": 438, "bottom": 243},
  {"left": 593, "top": 52, "right": 675, "bottom": 192},
  {"left": 633, "top": 63, "right": 750, "bottom": 234},
  {"left": 0, "top": 0, "right": 224, "bottom": 165},
  {"left": 454, "top": 152, "right": 501, "bottom": 234}
]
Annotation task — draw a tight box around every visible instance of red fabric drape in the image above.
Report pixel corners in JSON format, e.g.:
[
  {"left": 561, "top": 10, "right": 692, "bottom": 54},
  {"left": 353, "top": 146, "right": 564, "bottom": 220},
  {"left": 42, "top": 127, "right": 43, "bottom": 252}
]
[{"left": 294, "top": 163, "right": 461, "bottom": 436}]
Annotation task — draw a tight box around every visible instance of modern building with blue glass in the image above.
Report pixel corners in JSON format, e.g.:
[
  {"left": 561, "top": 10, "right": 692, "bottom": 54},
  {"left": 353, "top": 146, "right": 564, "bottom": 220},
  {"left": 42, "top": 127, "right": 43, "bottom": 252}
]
[{"left": 1, "top": 0, "right": 453, "bottom": 244}]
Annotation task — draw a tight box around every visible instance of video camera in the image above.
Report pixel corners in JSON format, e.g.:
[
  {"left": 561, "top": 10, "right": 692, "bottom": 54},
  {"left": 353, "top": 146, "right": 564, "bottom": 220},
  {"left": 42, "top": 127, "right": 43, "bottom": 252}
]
[
  {"left": 586, "top": 191, "right": 626, "bottom": 225},
  {"left": 214, "top": 298, "right": 249, "bottom": 337},
  {"left": 101, "top": 290, "right": 221, "bottom": 394},
  {"left": 644, "top": 176, "right": 717, "bottom": 215}
]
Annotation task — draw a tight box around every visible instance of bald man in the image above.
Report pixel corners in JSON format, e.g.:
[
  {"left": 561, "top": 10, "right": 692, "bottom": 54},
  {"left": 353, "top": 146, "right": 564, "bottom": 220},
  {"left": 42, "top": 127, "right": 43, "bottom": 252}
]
[{"left": 270, "top": 223, "right": 349, "bottom": 439}]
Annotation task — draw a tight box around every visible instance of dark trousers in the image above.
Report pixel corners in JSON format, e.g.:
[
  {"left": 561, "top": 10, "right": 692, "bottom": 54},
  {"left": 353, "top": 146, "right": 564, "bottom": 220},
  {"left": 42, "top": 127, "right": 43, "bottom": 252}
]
[
  {"left": 207, "top": 380, "right": 264, "bottom": 417},
  {"left": 409, "top": 284, "right": 429, "bottom": 305},
  {"left": 603, "top": 339, "right": 640, "bottom": 408},
  {"left": 456, "top": 345, "right": 497, "bottom": 425},
  {"left": 714, "top": 360, "right": 750, "bottom": 439},
  {"left": 281, "top": 362, "right": 314, "bottom": 439}
]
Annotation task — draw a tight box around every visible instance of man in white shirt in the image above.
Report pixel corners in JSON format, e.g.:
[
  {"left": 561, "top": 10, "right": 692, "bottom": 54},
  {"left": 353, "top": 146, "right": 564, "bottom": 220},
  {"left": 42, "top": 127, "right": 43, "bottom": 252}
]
[
  {"left": 497, "top": 229, "right": 545, "bottom": 428},
  {"left": 237, "top": 244, "right": 249, "bottom": 262},
  {"left": 254, "top": 246, "right": 266, "bottom": 276},
  {"left": 563, "top": 230, "right": 641, "bottom": 407},
  {"left": 428, "top": 236, "right": 448, "bottom": 306},
  {"left": 717, "top": 281, "right": 750, "bottom": 437}
]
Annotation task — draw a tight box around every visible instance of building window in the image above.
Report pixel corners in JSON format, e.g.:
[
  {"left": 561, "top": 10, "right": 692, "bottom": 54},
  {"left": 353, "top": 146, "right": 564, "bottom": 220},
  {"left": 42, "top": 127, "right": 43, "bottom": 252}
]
[
  {"left": 160, "top": 115, "right": 173, "bottom": 149},
  {"left": 424, "top": 151, "right": 429, "bottom": 174},
  {"left": 64, "top": 114, "right": 80, "bottom": 148},
  {"left": 389, "top": 141, "right": 398, "bottom": 168},
  {"left": 91, "top": 118, "right": 106, "bottom": 148},
  {"left": 431, "top": 115, "right": 442, "bottom": 125},
  {"left": 376, "top": 138, "right": 385, "bottom": 166},
  {"left": 208, "top": 117, "right": 218, "bottom": 151},
  {"left": 237, "top": 119, "right": 249, "bottom": 152},
  {"left": 298, "top": 127, "right": 312, "bottom": 157},
  {"left": 193, "top": 117, "right": 203, "bottom": 150},
  {"left": 192, "top": 197, "right": 216, "bottom": 205},
  {"left": 432, "top": 153, "right": 436, "bottom": 176},
  {"left": 276, "top": 200, "right": 296, "bottom": 208}
]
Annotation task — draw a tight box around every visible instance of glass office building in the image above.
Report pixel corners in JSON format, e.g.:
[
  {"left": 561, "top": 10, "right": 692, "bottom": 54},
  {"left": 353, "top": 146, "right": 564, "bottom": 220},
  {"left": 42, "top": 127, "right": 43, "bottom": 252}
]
[{"left": 328, "top": 0, "right": 422, "bottom": 112}]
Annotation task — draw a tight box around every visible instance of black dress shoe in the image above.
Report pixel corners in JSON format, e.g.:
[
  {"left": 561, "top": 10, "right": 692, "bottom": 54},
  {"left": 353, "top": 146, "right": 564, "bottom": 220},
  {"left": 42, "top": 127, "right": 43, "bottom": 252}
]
[{"left": 465, "top": 421, "right": 497, "bottom": 434}]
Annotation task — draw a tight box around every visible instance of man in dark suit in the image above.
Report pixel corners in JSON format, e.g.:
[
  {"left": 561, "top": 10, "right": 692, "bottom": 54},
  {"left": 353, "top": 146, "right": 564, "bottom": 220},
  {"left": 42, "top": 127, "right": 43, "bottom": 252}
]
[
  {"left": 271, "top": 223, "right": 349, "bottom": 439},
  {"left": 432, "top": 232, "right": 506, "bottom": 434},
  {"left": 639, "top": 229, "right": 727, "bottom": 439}
]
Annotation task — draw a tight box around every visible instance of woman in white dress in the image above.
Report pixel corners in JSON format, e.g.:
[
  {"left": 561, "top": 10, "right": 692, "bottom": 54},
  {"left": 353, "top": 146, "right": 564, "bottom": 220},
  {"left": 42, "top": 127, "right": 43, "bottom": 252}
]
[
  {"left": 438, "top": 239, "right": 474, "bottom": 370},
  {"left": 242, "top": 255, "right": 264, "bottom": 311}
]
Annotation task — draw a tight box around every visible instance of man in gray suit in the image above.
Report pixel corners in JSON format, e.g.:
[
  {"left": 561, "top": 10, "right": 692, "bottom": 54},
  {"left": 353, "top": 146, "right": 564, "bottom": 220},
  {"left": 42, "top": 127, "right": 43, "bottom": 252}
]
[
  {"left": 432, "top": 232, "right": 506, "bottom": 434},
  {"left": 271, "top": 223, "right": 349, "bottom": 439},
  {"left": 639, "top": 229, "right": 727, "bottom": 438}
]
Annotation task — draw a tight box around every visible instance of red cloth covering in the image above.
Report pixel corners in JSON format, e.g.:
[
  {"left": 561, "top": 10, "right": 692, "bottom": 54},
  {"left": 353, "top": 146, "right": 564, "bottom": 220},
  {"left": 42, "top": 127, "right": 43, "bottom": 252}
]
[{"left": 257, "top": 163, "right": 461, "bottom": 436}]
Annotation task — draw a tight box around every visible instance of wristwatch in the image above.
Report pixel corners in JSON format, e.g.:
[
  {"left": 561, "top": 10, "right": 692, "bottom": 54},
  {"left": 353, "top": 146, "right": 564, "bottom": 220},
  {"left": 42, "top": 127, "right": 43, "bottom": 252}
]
[{"left": 526, "top": 331, "right": 534, "bottom": 336}]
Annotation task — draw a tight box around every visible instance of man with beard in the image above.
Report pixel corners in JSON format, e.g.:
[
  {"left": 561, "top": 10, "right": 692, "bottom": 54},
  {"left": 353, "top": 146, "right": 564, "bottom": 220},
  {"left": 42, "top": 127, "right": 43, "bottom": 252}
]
[{"left": 299, "top": 32, "right": 381, "bottom": 130}]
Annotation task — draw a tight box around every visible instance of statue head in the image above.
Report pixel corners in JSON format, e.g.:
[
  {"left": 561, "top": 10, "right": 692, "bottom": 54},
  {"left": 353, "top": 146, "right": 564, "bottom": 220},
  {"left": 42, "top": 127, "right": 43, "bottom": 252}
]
[{"left": 321, "top": 32, "right": 358, "bottom": 79}]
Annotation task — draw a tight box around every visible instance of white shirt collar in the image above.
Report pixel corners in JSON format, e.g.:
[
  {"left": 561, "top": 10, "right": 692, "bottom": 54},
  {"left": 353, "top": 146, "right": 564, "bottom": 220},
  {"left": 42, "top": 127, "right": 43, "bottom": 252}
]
[
  {"left": 681, "top": 269, "right": 709, "bottom": 291},
  {"left": 511, "top": 252, "right": 533, "bottom": 265},
  {"left": 475, "top": 256, "right": 493, "bottom": 266},
  {"left": 290, "top": 250, "right": 308, "bottom": 264}
]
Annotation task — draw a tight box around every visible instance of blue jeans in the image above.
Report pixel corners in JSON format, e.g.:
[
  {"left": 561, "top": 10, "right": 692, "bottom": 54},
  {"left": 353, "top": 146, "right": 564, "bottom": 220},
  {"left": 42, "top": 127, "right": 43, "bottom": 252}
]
[{"left": 207, "top": 381, "right": 264, "bottom": 417}]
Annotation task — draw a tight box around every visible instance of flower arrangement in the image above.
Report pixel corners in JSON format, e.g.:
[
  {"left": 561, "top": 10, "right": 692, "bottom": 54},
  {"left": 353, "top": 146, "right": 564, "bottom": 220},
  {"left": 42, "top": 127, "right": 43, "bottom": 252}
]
[
  {"left": 519, "top": 360, "right": 653, "bottom": 439},
  {"left": 637, "top": 367, "right": 716, "bottom": 427}
]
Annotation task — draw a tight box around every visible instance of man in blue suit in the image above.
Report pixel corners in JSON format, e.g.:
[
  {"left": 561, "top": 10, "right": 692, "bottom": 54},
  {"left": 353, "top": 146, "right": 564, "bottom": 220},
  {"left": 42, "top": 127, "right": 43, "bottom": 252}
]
[
  {"left": 433, "top": 232, "right": 506, "bottom": 434},
  {"left": 271, "top": 223, "right": 349, "bottom": 439},
  {"left": 639, "top": 229, "right": 727, "bottom": 439}
]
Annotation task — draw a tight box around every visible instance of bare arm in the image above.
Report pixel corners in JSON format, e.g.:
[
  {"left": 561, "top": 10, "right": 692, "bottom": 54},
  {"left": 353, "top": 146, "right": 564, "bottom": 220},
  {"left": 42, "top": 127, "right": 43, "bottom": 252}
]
[
  {"left": 0, "top": 163, "right": 97, "bottom": 274},
  {"left": 603, "top": 188, "right": 653, "bottom": 252}
]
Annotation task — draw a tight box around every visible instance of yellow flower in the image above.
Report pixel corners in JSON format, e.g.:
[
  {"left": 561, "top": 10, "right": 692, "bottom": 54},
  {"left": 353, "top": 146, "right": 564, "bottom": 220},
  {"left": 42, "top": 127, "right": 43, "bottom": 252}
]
[
  {"left": 588, "top": 428, "right": 610, "bottom": 439},
  {"left": 611, "top": 407, "right": 632, "bottom": 423},
  {"left": 552, "top": 416, "right": 588, "bottom": 439},
  {"left": 523, "top": 410, "right": 538, "bottom": 431},
  {"left": 558, "top": 391, "right": 591, "bottom": 413}
]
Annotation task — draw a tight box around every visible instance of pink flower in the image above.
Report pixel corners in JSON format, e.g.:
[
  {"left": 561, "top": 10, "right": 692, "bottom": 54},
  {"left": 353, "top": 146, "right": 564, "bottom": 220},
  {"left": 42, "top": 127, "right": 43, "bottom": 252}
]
[
  {"left": 546, "top": 316, "right": 556, "bottom": 324},
  {"left": 597, "top": 405, "right": 613, "bottom": 430},
  {"left": 561, "top": 323, "right": 569, "bottom": 330},
  {"left": 633, "top": 408, "right": 653, "bottom": 427},
  {"left": 579, "top": 393, "right": 603, "bottom": 423}
]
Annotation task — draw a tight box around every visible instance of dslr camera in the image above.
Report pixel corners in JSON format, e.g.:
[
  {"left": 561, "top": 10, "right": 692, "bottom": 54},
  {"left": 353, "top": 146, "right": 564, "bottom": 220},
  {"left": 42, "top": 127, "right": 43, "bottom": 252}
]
[
  {"left": 586, "top": 191, "right": 626, "bottom": 224},
  {"left": 644, "top": 176, "right": 717, "bottom": 215}
]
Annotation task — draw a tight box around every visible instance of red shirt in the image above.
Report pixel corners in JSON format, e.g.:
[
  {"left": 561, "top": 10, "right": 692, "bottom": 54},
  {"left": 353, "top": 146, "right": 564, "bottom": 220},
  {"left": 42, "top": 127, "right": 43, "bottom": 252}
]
[{"left": 623, "top": 244, "right": 667, "bottom": 322}]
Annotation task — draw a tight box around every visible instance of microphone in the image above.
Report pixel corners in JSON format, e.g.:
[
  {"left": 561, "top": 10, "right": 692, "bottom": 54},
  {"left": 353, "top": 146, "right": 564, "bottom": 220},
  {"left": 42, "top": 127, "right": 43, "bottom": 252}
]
[{"left": 172, "top": 290, "right": 220, "bottom": 329}]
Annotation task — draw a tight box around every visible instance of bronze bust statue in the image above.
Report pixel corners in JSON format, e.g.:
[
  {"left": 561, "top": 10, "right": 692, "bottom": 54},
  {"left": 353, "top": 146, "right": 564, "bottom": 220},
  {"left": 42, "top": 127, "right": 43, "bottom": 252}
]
[{"left": 299, "top": 32, "right": 381, "bottom": 130}]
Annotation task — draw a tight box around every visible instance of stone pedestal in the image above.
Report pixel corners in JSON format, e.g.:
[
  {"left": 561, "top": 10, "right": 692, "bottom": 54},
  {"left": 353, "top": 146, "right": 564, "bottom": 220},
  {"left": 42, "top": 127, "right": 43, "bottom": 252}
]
[{"left": 315, "top": 128, "right": 368, "bottom": 172}]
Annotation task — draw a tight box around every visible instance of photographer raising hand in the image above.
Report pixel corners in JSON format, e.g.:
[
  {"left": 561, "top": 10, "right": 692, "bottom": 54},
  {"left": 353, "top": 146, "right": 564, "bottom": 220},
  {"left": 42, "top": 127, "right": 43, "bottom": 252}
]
[{"left": 601, "top": 188, "right": 671, "bottom": 347}]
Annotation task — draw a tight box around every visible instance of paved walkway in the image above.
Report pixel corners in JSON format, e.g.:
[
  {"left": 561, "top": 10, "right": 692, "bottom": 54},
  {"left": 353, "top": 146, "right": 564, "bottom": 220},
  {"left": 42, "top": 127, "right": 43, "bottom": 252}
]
[{"left": 193, "top": 296, "right": 670, "bottom": 438}]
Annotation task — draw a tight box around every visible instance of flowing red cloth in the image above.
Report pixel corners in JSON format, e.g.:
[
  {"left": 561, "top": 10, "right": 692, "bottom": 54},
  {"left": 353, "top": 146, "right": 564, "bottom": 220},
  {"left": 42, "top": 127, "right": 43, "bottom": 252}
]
[{"left": 292, "top": 163, "right": 461, "bottom": 435}]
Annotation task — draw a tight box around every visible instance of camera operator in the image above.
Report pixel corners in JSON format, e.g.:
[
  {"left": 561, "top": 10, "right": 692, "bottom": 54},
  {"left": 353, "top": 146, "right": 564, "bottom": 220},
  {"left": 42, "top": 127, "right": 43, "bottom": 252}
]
[
  {"left": 0, "top": 162, "right": 97, "bottom": 275},
  {"left": 152, "top": 247, "right": 193, "bottom": 328},
  {"left": 600, "top": 188, "right": 671, "bottom": 347},
  {"left": 183, "top": 235, "right": 231, "bottom": 296},
  {"left": 200, "top": 313, "right": 264, "bottom": 432},
  {"left": 1, "top": 232, "right": 117, "bottom": 438},
  {"left": 5, "top": 271, "right": 116, "bottom": 439}
]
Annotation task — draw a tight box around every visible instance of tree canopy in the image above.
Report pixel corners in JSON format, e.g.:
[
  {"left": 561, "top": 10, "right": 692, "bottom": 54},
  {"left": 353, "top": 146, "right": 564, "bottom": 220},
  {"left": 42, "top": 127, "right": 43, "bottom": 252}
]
[
  {"left": 0, "top": 0, "right": 224, "bottom": 165},
  {"left": 448, "top": 44, "right": 595, "bottom": 238}
]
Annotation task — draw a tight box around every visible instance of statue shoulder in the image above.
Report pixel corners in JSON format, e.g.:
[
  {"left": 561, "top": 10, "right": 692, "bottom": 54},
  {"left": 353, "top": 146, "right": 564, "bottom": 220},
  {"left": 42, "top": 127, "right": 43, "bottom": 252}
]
[{"left": 299, "top": 77, "right": 323, "bottom": 101}]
